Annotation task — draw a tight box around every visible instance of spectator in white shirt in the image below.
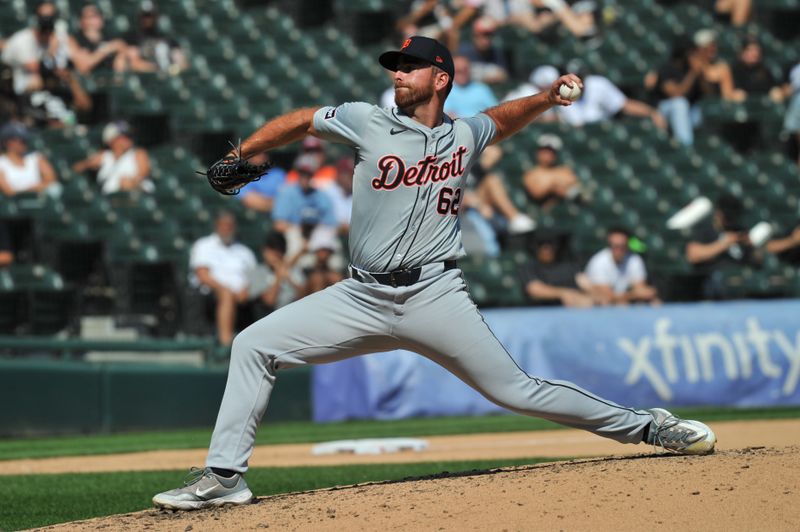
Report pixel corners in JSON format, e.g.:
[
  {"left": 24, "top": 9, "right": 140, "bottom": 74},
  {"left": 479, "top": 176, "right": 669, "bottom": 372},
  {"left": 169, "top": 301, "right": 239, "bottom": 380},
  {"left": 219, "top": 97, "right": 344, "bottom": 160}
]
[
  {"left": 72, "top": 120, "right": 154, "bottom": 194},
  {"left": 0, "top": 121, "right": 59, "bottom": 197},
  {"left": 189, "top": 211, "right": 257, "bottom": 345},
  {"left": 559, "top": 60, "right": 666, "bottom": 129},
  {"left": 584, "top": 227, "right": 659, "bottom": 305}
]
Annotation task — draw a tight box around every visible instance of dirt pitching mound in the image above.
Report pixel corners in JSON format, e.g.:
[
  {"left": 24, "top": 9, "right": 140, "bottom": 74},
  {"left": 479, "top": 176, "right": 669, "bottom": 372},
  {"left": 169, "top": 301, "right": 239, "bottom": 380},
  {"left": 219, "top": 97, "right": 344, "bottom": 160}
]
[{"left": 45, "top": 446, "right": 800, "bottom": 532}]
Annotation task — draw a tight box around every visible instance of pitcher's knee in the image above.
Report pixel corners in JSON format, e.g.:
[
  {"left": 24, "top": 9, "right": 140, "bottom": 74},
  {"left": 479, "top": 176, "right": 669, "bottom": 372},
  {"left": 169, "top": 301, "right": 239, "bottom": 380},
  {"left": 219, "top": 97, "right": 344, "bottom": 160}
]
[{"left": 230, "top": 324, "right": 273, "bottom": 366}]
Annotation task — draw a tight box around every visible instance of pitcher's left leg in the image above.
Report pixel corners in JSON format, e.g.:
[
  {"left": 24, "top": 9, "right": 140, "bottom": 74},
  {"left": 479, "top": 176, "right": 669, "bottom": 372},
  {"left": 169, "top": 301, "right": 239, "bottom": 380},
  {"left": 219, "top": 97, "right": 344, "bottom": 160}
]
[{"left": 398, "top": 270, "right": 652, "bottom": 444}]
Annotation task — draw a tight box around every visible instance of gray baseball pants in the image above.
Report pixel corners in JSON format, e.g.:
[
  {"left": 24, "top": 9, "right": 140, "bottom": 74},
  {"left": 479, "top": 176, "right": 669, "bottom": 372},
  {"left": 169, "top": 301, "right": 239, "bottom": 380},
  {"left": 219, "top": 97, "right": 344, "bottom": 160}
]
[{"left": 206, "top": 264, "right": 653, "bottom": 472}]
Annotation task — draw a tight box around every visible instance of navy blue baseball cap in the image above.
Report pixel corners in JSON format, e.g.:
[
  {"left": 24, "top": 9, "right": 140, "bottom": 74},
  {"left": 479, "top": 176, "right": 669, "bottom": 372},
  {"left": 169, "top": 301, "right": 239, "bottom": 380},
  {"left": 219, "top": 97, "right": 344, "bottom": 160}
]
[{"left": 379, "top": 36, "right": 455, "bottom": 79}]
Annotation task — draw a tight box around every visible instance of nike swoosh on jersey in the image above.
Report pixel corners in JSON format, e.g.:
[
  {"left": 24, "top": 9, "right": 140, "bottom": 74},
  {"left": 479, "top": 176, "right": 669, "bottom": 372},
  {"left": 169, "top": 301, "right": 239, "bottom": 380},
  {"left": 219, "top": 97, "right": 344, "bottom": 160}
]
[{"left": 389, "top": 128, "right": 406, "bottom": 135}]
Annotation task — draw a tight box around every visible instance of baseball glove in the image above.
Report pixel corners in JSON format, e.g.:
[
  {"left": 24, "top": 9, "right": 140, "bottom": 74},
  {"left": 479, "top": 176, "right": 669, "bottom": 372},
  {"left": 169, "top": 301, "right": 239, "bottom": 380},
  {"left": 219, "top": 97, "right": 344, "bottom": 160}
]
[{"left": 199, "top": 141, "right": 271, "bottom": 196}]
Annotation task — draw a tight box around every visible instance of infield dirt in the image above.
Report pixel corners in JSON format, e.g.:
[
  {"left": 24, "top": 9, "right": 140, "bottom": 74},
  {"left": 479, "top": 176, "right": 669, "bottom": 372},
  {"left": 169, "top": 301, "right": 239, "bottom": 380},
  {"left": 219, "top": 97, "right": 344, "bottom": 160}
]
[{"left": 33, "top": 420, "right": 800, "bottom": 531}]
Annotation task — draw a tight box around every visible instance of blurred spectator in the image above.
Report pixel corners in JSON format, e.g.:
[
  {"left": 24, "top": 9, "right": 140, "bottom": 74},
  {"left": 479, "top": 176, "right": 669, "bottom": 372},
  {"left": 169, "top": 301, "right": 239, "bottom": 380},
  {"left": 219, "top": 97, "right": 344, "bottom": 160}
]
[
  {"left": 765, "top": 222, "right": 800, "bottom": 266},
  {"left": 503, "top": 65, "right": 560, "bottom": 121},
  {"left": 1, "top": 2, "right": 69, "bottom": 96},
  {"left": 779, "top": 62, "right": 800, "bottom": 166},
  {"left": 2, "top": 2, "right": 91, "bottom": 126},
  {"left": 585, "top": 227, "right": 660, "bottom": 305},
  {"left": 248, "top": 232, "right": 304, "bottom": 316},
  {"left": 444, "top": 55, "right": 498, "bottom": 118},
  {"left": 524, "top": 231, "right": 594, "bottom": 307},
  {"left": 457, "top": 17, "right": 509, "bottom": 84},
  {"left": 273, "top": 154, "right": 338, "bottom": 256},
  {"left": 72, "top": 120, "right": 154, "bottom": 194},
  {"left": 284, "top": 137, "right": 337, "bottom": 188},
  {"left": 714, "top": 0, "right": 752, "bottom": 27},
  {"left": 0, "top": 221, "right": 14, "bottom": 267},
  {"left": 650, "top": 43, "right": 704, "bottom": 146},
  {"left": 236, "top": 152, "right": 286, "bottom": 213},
  {"left": 473, "top": 0, "right": 539, "bottom": 31},
  {"left": 691, "top": 29, "right": 746, "bottom": 102},
  {"left": 124, "top": 1, "right": 188, "bottom": 74},
  {"left": 324, "top": 156, "right": 354, "bottom": 232},
  {"left": 189, "top": 211, "right": 257, "bottom": 346},
  {"left": 396, "top": 0, "right": 480, "bottom": 50},
  {"left": 731, "top": 37, "right": 776, "bottom": 98},
  {"left": 531, "top": 0, "right": 598, "bottom": 39},
  {"left": 0, "top": 121, "right": 59, "bottom": 197},
  {"left": 467, "top": 145, "right": 536, "bottom": 231},
  {"left": 685, "top": 193, "right": 756, "bottom": 300},
  {"left": 503, "top": 64, "right": 557, "bottom": 97},
  {"left": 304, "top": 229, "right": 344, "bottom": 295},
  {"left": 68, "top": 3, "right": 127, "bottom": 74},
  {"left": 559, "top": 60, "right": 666, "bottom": 129},
  {"left": 523, "top": 134, "right": 584, "bottom": 210}
]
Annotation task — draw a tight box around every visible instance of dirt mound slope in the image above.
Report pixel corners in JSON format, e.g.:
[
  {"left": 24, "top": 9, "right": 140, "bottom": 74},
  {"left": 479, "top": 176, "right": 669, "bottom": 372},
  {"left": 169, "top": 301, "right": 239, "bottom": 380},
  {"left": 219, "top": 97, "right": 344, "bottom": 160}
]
[{"left": 43, "top": 446, "right": 800, "bottom": 532}]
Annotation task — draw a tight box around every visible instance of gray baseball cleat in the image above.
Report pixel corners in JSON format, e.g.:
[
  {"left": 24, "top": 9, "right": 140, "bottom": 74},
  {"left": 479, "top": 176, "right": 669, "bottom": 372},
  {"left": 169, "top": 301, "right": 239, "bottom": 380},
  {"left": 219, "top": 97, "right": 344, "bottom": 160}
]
[
  {"left": 645, "top": 408, "right": 716, "bottom": 455},
  {"left": 152, "top": 467, "right": 253, "bottom": 510}
]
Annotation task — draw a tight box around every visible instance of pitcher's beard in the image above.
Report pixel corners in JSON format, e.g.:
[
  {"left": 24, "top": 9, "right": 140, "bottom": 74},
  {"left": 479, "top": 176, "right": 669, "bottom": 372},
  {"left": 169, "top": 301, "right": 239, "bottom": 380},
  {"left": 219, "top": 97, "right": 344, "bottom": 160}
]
[{"left": 395, "top": 83, "right": 434, "bottom": 109}]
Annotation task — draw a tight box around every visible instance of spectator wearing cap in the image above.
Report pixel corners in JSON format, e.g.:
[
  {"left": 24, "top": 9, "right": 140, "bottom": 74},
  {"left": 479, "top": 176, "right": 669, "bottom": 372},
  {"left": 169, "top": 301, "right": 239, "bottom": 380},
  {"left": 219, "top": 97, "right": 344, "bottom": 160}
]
[
  {"left": 284, "top": 136, "right": 337, "bottom": 188},
  {"left": 273, "top": 153, "right": 338, "bottom": 257},
  {"left": 189, "top": 211, "right": 257, "bottom": 346},
  {"left": 503, "top": 65, "right": 560, "bottom": 122},
  {"left": 691, "top": 29, "right": 745, "bottom": 103},
  {"left": 236, "top": 152, "right": 287, "bottom": 213},
  {"left": 68, "top": 3, "right": 128, "bottom": 74},
  {"left": 560, "top": 59, "right": 666, "bottom": 129},
  {"left": 248, "top": 231, "right": 305, "bottom": 316},
  {"left": 523, "top": 134, "right": 583, "bottom": 210},
  {"left": 124, "top": 1, "right": 188, "bottom": 74},
  {"left": 444, "top": 55, "right": 498, "bottom": 118},
  {"left": 457, "top": 17, "right": 509, "bottom": 85},
  {"left": 72, "top": 120, "right": 153, "bottom": 194},
  {"left": 324, "top": 156, "right": 355, "bottom": 233},
  {"left": 685, "top": 193, "right": 758, "bottom": 300},
  {"left": 585, "top": 227, "right": 660, "bottom": 306},
  {"left": 524, "top": 231, "right": 594, "bottom": 307},
  {"left": 0, "top": 121, "right": 59, "bottom": 197}
]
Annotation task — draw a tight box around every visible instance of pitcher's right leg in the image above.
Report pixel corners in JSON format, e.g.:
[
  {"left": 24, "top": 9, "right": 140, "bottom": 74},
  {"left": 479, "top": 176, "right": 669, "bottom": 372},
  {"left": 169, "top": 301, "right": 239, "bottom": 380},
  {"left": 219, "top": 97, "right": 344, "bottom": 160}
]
[{"left": 206, "top": 279, "right": 398, "bottom": 473}]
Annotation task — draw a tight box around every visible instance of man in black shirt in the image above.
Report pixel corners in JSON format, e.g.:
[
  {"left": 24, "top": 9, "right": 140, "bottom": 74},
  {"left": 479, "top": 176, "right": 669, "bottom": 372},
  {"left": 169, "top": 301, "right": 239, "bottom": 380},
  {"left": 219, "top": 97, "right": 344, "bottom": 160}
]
[
  {"left": 685, "top": 193, "right": 755, "bottom": 299},
  {"left": 524, "top": 231, "right": 593, "bottom": 307}
]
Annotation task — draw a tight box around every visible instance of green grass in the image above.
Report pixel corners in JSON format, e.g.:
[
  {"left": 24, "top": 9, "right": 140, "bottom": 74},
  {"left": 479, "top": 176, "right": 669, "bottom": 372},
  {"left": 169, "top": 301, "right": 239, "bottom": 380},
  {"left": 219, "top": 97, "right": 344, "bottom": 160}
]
[
  {"left": 2, "top": 406, "right": 799, "bottom": 461},
  {"left": 0, "top": 458, "right": 556, "bottom": 531}
]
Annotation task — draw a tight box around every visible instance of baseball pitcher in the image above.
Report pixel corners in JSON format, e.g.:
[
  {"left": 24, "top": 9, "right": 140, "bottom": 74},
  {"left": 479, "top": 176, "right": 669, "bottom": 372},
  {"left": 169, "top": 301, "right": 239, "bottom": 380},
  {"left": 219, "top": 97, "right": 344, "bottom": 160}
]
[{"left": 154, "top": 36, "right": 716, "bottom": 510}]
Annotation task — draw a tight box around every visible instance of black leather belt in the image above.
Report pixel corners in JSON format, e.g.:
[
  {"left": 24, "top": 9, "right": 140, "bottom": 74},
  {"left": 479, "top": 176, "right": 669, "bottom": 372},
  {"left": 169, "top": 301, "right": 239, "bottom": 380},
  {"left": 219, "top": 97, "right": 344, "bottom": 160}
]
[{"left": 352, "top": 260, "right": 458, "bottom": 287}]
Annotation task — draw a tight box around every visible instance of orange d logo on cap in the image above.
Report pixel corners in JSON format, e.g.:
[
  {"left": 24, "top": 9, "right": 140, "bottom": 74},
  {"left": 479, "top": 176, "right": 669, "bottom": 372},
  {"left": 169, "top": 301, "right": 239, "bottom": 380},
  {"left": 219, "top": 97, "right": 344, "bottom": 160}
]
[{"left": 401, "top": 38, "right": 412, "bottom": 50}]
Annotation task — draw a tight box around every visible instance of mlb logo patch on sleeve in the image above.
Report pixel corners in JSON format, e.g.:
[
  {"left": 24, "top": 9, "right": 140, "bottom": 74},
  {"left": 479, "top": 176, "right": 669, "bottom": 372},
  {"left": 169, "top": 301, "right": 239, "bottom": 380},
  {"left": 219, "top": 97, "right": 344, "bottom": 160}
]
[{"left": 324, "top": 107, "right": 337, "bottom": 120}]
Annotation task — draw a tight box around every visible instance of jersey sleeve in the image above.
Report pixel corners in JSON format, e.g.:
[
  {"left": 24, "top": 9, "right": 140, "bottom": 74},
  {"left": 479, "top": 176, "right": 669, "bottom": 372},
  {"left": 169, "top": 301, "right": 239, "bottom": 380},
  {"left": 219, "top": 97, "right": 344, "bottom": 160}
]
[
  {"left": 461, "top": 113, "right": 498, "bottom": 154},
  {"left": 585, "top": 252, "right": 612, "bottom": 285},
  {"left": 312, "top": 102, "right": 375, "bottom": 147}
]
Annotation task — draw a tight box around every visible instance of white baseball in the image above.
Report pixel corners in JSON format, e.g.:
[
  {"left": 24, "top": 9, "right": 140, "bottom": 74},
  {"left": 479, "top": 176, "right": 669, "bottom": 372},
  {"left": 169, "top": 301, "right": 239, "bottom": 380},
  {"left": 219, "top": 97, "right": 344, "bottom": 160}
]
[{"left": 559, "top": 83, "right": 582, "bottom": 101}]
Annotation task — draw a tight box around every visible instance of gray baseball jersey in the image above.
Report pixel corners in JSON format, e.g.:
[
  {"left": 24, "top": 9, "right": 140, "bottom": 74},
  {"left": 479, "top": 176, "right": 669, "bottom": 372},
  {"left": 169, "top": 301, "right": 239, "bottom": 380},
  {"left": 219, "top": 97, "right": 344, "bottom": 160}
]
[
  {"left": 205, "top": 103, "right": 654, "bottom": 473},
  {"left": 312, "top": 103, "right": 495, "bottom": 272}
]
